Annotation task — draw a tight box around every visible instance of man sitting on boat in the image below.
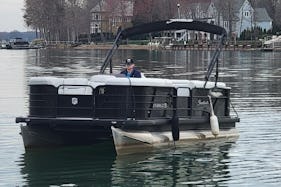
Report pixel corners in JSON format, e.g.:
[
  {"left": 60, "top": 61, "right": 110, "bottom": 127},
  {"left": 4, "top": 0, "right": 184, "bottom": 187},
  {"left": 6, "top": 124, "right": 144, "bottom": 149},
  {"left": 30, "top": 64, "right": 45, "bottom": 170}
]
[{"left": 120, "top": 58, "right": 141, "bottom": 78}]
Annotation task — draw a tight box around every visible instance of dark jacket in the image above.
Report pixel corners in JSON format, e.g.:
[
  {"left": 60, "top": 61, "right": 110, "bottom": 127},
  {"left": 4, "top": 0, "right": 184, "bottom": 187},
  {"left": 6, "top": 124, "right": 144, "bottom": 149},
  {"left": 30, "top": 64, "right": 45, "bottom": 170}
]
[{"left": 120, "top": 69, "right": 141, "bottom": 78}]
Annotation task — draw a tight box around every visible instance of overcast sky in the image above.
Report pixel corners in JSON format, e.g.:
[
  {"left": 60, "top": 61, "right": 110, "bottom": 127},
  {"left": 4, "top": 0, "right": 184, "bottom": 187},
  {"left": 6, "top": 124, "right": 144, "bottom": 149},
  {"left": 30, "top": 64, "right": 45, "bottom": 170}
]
[{"left": 0, "top": 0, "right": 26, "bottom": 32}]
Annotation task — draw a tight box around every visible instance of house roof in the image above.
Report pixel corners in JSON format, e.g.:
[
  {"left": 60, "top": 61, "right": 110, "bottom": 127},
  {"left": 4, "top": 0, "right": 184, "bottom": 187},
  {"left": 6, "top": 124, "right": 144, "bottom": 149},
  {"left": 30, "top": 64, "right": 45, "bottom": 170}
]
[
  {"left": 232, "top": 0, "right": 246, "bottom": 12},
  {"left": 197, "top": 2, "right": 211, "bottom": 12},
  {"left": 255, "top": 8, "right": 272, "bottom": 22},
  {"left": 90, "top": 0, "right": 104, "bottom": 13}
]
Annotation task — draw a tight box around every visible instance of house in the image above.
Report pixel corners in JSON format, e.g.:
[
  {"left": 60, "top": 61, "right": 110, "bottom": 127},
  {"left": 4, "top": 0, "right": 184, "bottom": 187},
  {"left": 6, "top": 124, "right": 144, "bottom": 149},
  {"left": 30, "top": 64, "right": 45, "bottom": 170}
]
[
  {"left": 221, "top": 0, "right": 272, "bottom": 37},
  {"left": 177, "top": 0, "right": 272, "bottom": 40},
  {"left": 183, "top": 0, "right": 218, "bottom": 22},
  {"left": 90, "top": 0, "right": 134, "bottom": 37},
  {"left": 177, "top": 0, "right": 220, "bottom": 41}
]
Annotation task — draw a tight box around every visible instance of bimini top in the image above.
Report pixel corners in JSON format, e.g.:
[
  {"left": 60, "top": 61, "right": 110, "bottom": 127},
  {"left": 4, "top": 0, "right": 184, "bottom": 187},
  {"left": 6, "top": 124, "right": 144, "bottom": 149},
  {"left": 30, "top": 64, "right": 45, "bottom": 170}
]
[
  {"left": 120, "top": 19, "right": 227, "bottom": 39},
  {"left": 100, "top": 19, "right": 227, "bottom": 73}
]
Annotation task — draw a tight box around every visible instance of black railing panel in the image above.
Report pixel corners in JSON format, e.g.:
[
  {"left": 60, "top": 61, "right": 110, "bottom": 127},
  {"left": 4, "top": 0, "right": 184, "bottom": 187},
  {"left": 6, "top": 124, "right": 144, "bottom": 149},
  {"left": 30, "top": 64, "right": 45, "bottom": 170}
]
[{"left": 28, "top": 84, "right": 231, "bottom": 120}]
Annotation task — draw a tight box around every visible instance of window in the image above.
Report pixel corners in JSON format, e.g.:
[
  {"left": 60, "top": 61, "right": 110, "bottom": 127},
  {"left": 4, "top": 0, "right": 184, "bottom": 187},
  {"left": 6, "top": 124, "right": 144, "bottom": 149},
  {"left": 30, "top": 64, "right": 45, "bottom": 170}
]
[
  {"left": 95, "top": 24, "right": 98, "bottom": 33},
  {"left": 112, "top": 18, "right": 116, "bottom": 26},
  {"left": 224, "top": 21, "right": 228, "bottom": 28},
  {"left": 244, "top": 11, "right": 249, "bottom": 17},
  {"left": 92, "top": 13, "right": 100, "bottom": 20}
]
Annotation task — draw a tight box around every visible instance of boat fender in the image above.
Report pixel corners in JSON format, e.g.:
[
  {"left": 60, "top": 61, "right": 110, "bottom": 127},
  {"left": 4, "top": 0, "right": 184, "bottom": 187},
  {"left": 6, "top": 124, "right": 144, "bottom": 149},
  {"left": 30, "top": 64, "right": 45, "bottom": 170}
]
[
  {"left": 208, "top": 95, "right": 220, "bottom": 136},
  {"left": 171, "top": 116, "right": 179, "bottom": 141}
]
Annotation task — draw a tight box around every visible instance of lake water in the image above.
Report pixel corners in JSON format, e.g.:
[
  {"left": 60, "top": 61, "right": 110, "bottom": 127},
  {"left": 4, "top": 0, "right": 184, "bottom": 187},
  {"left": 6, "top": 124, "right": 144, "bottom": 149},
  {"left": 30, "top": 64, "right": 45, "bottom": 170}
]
[{"left": 0, "top": 48, "right": 281, "bottom": 186}]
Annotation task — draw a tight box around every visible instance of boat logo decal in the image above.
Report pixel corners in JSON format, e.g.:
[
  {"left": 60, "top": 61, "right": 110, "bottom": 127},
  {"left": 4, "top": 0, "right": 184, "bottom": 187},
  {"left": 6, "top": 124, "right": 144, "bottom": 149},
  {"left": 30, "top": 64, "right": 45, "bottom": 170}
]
[
  {"left": 153, "top": 103, "right": 168, "bottom": 108},
  {"left": 99, "top": 87, "right": 105, "bottom": 95},
  {"left": 72, "top": 97, "right": 78, "bottom": 105}
]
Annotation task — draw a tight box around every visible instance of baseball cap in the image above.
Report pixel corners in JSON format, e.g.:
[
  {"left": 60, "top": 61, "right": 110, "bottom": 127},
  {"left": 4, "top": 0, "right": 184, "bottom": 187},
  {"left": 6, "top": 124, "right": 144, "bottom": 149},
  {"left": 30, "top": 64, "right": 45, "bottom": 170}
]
[{"left": 125, "top": 58, "right": 134, "bottom": 65}]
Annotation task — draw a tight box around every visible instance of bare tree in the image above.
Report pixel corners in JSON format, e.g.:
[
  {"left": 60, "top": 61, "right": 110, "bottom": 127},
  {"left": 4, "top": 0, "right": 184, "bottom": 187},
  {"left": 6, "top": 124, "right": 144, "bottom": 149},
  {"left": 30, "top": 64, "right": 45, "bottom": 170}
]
[
  {"left": 65, "top": 0, "right": 86, "bottom": 41},
  {"left": 24, "top": 0, "right": 92, "bottom": 41},
  {"left": 215, "top": 0, "right": 235, "bottom": 37},
  {"left": 158, "top": 0, "right": 176, "bottom": 19},
  {"left": 24, "top": 0, "right": 67, "bottom": 41},
  {"left": 133, "top": 0, "right": 153, "bottom": 24}
]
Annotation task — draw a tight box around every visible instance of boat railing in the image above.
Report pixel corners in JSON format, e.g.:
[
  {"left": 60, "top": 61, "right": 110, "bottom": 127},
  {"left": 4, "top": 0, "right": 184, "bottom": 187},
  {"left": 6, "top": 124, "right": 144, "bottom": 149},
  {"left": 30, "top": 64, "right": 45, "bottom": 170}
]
[
  {"left": 29, "top": 84, "right": 230, "bottom": 120},
  {"left": 93, "top": 90, "right": 229, "bottom": 119},
  {"left": 29, "top": 84, "right": 95, "bottom": 118}
]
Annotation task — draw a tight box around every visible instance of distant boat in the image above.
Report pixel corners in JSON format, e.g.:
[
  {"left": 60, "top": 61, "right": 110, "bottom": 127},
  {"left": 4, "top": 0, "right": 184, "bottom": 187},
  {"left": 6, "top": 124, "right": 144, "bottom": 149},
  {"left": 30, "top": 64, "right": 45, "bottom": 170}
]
[
  {"left": 29, "top": 38, "right": 46, "bottom": 49},
  {"left": 7, "top": 38, "right": 30, "bottom": 49},
  {"left": 261, "top": 35, "right": 281, "bottom": 51},
  {"left": 260, "top": 47, "right": 273, "bottom": 52},
  {"left": 0, "top": 40, "right": 9, "bottom": 49}
]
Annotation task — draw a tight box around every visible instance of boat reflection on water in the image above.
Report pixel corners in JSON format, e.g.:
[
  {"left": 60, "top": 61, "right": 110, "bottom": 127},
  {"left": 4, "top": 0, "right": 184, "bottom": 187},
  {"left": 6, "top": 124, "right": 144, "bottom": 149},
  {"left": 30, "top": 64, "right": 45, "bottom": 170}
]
[
  {"left": 19, "top": 142, "right": 116, "bottom": 186},
  {"left": 19, "top": 138, "right": 237, "bottom": 186},
  {"left": 111, "top": 139, "right": 237, "bottom": 186}
]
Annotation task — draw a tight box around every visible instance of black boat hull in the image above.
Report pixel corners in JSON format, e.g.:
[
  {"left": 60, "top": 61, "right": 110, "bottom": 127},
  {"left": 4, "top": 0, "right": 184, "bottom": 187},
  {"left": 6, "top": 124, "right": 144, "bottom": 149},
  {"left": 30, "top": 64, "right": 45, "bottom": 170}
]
[
  {"left": 20, "top": 125, "right": 112, "bottom": 148},
  {"left": 18, "top": 116, "right": 239, "bottom": 148}
]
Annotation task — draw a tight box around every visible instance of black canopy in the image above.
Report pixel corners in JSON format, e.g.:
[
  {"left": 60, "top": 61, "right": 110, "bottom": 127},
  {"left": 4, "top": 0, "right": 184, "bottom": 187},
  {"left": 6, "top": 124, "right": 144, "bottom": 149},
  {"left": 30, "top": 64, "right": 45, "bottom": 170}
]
[{"left": 120, "top": 19, "right": 227, "bottom": 39}]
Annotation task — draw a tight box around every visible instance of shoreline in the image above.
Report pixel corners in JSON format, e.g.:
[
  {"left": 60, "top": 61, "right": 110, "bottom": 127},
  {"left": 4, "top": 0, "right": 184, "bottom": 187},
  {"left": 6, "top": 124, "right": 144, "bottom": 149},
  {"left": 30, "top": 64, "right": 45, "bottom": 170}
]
[
  {"left": 72, "top": 44, "right": 276, "bottom": 51},
  {"left": 73, "top": 44, "right": 154, "bottom": 50}
]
